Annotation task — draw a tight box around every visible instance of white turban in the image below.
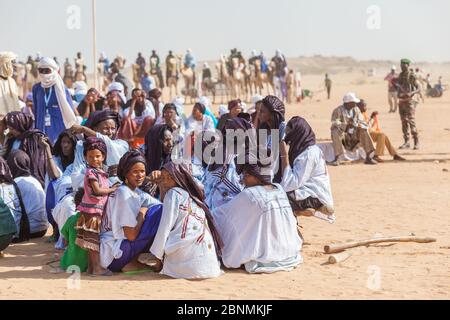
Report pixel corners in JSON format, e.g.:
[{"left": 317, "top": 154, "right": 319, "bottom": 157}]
[
  {"left": 37, "top": 57, "right": 77, "bottom": 128},
  {"left": 218, "top": 105, "right": 228, "bottom": 117},
  {"left": 107, "top": 82, "right": 126, "bottom": 104},
  {"left": 198, "top": 96, "right": 211, "bottom": 109},
  {"left": 172, "top": 96, "right": 185, "bottom": 116},
  {"left": 0, "top": 52, "right": 20, "bottom": 114},
  {"left": 74, "top": 81, "right": 88, "bottom": 96}
]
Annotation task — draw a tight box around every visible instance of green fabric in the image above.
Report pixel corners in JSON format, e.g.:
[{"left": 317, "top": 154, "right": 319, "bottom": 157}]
[
  {"left": 0, "top": 197, "right": 17, "bottom": 237},
  {"left": 401, "top": 58, "right": 411, "bottom": 65},
  {"left": 60, "top": 212, "right": 88, "bottom": 272}
]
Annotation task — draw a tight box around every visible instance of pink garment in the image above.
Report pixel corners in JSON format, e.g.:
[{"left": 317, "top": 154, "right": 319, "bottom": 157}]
[{"left": 77, "top": 167, "right": 110, "bottom": 215}]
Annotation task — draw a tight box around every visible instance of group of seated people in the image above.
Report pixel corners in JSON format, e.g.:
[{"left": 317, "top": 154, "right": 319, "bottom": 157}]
[
  {"left": 0, "top": 87, "right": 337, "bottom": 279},
  {"left": 330, "top": 92, "right": 406, "bottom": 166}
]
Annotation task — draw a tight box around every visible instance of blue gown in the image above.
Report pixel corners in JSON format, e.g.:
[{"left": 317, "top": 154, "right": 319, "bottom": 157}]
[{"left": 32, "top": 83, "right": 74, "bottom": 144}]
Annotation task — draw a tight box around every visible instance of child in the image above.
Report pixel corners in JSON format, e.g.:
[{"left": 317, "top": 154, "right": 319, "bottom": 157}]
[{"left": 75, "top": 137, "right": 117, "bottom": 276}]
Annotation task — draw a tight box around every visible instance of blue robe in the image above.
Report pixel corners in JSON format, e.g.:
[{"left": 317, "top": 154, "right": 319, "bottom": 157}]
[{"left": 32, "top": 83, "right": 74, "bottom": 144}]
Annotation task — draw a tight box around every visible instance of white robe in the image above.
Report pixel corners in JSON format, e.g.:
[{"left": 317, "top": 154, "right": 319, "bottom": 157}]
[
  {"left": 212, "top": 184, "right": 302, "bottom": 273},
  {"left": 185, "top": 115, "right": 215, "bottom": 136},
  {"left": 281, "top": 145, "right": 334, "bottom": 209},
  {"left": 100, "top": 185, "right": 160, "bottom": 269},
  {"left": 0, "top": 77, "right": 20, "bottom": 115},
  {"left": 150, "top": 188, "right": 222, "bottom": 279},
  {"left": 14, "top": 176, "right": 48, "bottom": 234}
]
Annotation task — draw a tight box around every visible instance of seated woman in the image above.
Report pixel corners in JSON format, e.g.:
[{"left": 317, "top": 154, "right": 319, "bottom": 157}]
[
  {"left": 100, "top": 150, "right": 162, "bottom": 273},
  {"left": 70, "top": 110, "right": 129, "bottom": 189},
  {"left": 39, "top": 130, "right": 77, "bottom": 243},
  {"left": 257, "top": 95, "right": 286, "bottom": 183},
  {"left": 202, "top": 117, "right": 251, "bottom": 210},
  {"left": 119, "top": 89, "right": 155, "bottom": 149},
  {"left": 186, "top": 103, "right": 215, "bottom": 136},
  {"left": 3, "top": 111, "right": 48, "bottom": 187},
  {"left": 149, "top": 162, "right": 222, "bottom": 279},
  {"left": 212, "top": 162, "right": 302, "bottom": 274},
  {"left": 155, "top": 103, "right": 186, "bottom": 139},
  {"left": 0, "top": 157, "right": 30, "bottom": 243},
  {"left": 7, "top": 150, "right": 48, "bottom": 241},
  {"left": 280, "top": 117, "right": 335, "bottom": 220}
]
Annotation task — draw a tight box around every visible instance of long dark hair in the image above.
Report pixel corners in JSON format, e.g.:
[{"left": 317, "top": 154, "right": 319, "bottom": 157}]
[{"left": 53, "top": 130, "right": 77, "bottom": 170}]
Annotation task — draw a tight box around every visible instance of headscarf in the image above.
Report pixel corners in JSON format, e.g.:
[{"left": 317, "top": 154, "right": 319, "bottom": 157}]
[
  {"left": 144, "top": 124, "right": 173, "bottom": 173},
  {"left": 5, "top": 111, "right": 33, "bottom": 133},
  {"left": 148, "top": 88, "right": 162, "bottom": 100},
  {"left": 0, "top": 157, "right": 30, "bottom": 241},
  {"left": 284, "top": 116, "right": 316, "bottom": 166},
  {"left": 172, "top": 96, "right": 185, "bottom": 116},
  {"left": 7, "top": 149, "right": 32, "bottom": 178},
  {"left": 53, "top": 129, "right": 78, "bottom": 170},
  {"left": 73, "top": 81, "right": 88, "bottom": 103},
  {"left": 117, "top": 149, "right": 146, "bottom": 182},
  {"left": 162, "top": 103, "right": 178, "bottom": 116},
  {"left": 85, "top": 109, "right": 121, "bottom": 134},
  {"left": 83, "top": 136, "right": 107, "bottom": 159},
  {"left": 5, "top": 112, "right": 48, "bottom": 186},
  {"left": 208, "top": 117, "right": 253, "bottom": 172},
  {"left": 193, "top": 103, "right": 206, "bottom": 115},
  {"left": 107, "top": 82, "right": 127, "bottom": 104},
  {"left": 0, "top": 157, "right": 13, "bottom": 182},
  {"left": 162, "top": 161, "right": 223, "bottom": 255},
  {"left": 37, "top": 57, "right": 77, "bottom": 128},
  {"left": 218, "top": 105, "right": 228, "bottom": 117},
  {"left": 0, "top": 52, "right": 20, "bottom": 114},
  {"left": 262, "top": 95, "right": 285, "bottom": 124},
  {"left": 0, "top": 52, "right": 16, "bottom": 78}
]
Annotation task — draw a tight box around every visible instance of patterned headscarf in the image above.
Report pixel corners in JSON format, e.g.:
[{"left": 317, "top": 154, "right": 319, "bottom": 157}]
[
  {"left": 5, "top": 112, "right": 34, "bottom": 133},
  {"left": 83, "top": 136, "right": 107, "bottom": 159},
  {"left": 162, "top": 161, "right": 223, "bottom": 256},
  {"left": 262, "top": 95, "right": 285, "bottom": 123}
]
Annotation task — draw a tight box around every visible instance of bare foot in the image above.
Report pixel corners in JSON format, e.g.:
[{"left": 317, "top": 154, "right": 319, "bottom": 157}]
[{"left": 122, "top": 261, "right": 151, "bottom": 273}]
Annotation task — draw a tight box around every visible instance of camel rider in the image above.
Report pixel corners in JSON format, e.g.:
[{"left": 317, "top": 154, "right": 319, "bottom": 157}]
[
  {"left": 249, "top": 50, "right": 262, "bottom": 66},
  {"left": 135, "top": 52, "right": 146, "bottom": 78},
  {"left": 227, "top": 48, "right": 240, "bottom": 75},
  {"left": 396, "top": 58, "right": 420, "bottom": 150},
  {"left": 202, "top": 62, "right": 212, "bottom": 82},
  {"left": 150, "top": 50, "right": 164, "bottom": 89},
  {"left": 99, "top": 52, "right": 110, "bottom": 76},
  {"left": 184, "top": 49, "right": 197, "bottom": 86},
  {"left": 260, "top": 52, "right": 269, "bottom": 73}
]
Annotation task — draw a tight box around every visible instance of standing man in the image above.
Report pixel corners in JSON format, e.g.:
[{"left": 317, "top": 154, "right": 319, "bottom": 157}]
[
  {"left": 384, "top": 66, "right": 398, "bottom": 113},
  {"left": 272, "top": 50, "right": 288, "bottom": 100},
  {"left": 396, "top": 58, "right": 420, "bottom": 150},
  {"left": 0, "top": 52, "right": 21, "bottom": 115},
  {"left": 325, "top": 73, "right": 332, "bottom": 100},
  {"left": 32, "top": 57, "right": 77, "bottom": 143},
  {"left": 136, "top": 52, "right": 146, "bottom": 79}
]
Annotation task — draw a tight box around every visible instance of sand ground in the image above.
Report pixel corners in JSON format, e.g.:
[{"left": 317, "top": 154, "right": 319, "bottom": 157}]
[{"left": 1, "top": 71, "right": 449, "bottom": 300}]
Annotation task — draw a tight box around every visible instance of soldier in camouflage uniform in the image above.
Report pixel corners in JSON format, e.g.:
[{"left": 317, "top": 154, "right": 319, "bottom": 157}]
[{"left": 396, "top": 58, "right": 420, "bottom": 150}]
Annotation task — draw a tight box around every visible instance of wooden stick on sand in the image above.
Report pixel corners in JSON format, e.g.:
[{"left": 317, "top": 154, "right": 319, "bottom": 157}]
[
  {"left": 328, "top": 251, "right": 352, "bottom": 264},
  {"left": 324, "top": 236, "right": 436, "bottom": 254}
]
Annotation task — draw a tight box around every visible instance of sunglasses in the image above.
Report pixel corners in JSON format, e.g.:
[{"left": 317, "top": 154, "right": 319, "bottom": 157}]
[{"left": 38, "top": 68, "right": 52, "bottom": 74}]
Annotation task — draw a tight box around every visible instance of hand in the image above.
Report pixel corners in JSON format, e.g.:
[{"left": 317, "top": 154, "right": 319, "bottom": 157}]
[
  {"left": 70, "top": 124, "right": 85, "bottom": 135},
  {"left": 149, "top": 170, "right": 162, "bottom": 183},
  {"left": 280, "top": 141, "right": 288, "bottom": 157},
  {"left": 38, "top": 136, "right": 51, "bottom": 150},
  {"left": 370, "top": 111, "right": 379, "bottom": 119}
]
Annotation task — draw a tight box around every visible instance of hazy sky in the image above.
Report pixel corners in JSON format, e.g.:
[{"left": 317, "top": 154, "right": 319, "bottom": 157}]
[{"left": 1, "top": 0, "right": 449, "bottom": 68}]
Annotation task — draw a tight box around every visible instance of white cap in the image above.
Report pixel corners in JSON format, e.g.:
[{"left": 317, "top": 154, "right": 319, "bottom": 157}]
[
  {"left": 391, "top": 65, "right": 397, "bottom": 71},
  {"left": 73, "top": 81, "right": 88, "bottom": 96},
  {"left": 218, "top": 105, "right": 228, "bottom": 117},
  {"left": 343, "top": 92, "right": 360, "bottom": 104}
]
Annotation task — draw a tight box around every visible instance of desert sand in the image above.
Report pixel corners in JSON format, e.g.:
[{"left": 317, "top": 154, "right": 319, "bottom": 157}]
[{"left": 1, "top": 59, "right": 449, "bottom": 300}]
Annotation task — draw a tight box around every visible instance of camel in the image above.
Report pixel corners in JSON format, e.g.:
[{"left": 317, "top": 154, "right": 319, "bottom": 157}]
[
  {"left": 166, "top": 55, "right": 180, "bottom": 100},
  {"left": 131, "top": 63, "right": 141, "bottom": 89},
  {"left": 25, "top": 63, "right": 38, "bottom": 94},
  {"left": 180, "top": 63, "right": 197, "bottom": 104},
  {"left": 230, "top": 57, "right": 246, "bottom": 100},
  {"left": 114, "top": 55, "right": 126, "bottom": 70},
  {"left": 215, "top": 56, "right": 232, "bottom": 103}
]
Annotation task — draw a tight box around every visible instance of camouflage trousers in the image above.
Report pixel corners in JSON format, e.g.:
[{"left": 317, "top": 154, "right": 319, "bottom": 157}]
[{"left": 399, "top": 101, "right": 419, "bottom": 141}]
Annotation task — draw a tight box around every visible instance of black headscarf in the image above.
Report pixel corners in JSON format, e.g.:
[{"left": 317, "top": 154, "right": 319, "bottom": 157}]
[
  {"left": 284, "top": 116, "right": 316, "bottom": 167},
  {"left": 7, "top": 149, "right": 32, "bottom": 178},
  {"left": 0, "top": 157, "right": 30, "bottom": 241},
  {"left": 162, "top": 103, "right": 178, "bottom": 116},
  {"left": 85, "top": 110, "right": 121, "bottom": 134},
  {"left": 5, "top": 112, "right": 34, "bottom": 133},
  {"left": 162, "top": 161, "right": 223, "bottom": 256},
  {"left": 117, "top": 150, "right": 147, "bottom": 182},
  {"left": 53, "top": 130, "right": 78, "bottom": 171},
  {"left": 261, "top": 95, "right": 285, "bottom": 129},
  {"left": 144, "top": 124, "right": 173, "bottom": 173}
]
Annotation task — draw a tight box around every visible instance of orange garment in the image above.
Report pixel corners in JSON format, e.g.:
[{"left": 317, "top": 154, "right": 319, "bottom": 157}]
[{"left": 362, "top": 112, "right": 381, "bottom": 133}]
